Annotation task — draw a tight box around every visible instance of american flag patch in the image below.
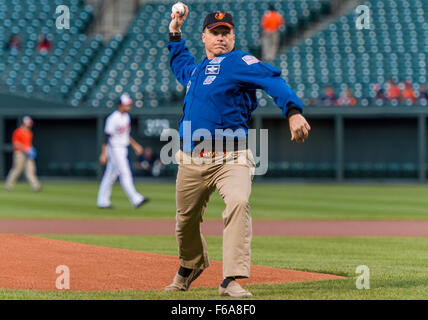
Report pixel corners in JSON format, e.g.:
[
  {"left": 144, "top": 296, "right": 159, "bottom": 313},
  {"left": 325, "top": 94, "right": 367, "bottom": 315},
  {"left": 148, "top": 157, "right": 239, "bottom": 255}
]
[{"left": 242, "top": 55, "right": 260, "bottom": 65}]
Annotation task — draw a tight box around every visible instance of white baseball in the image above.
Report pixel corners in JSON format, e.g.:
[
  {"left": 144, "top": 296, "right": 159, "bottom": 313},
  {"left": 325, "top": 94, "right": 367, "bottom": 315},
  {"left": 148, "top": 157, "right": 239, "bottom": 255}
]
[{"left": 172, "top": 2, "right": 185, "bottom": 16}]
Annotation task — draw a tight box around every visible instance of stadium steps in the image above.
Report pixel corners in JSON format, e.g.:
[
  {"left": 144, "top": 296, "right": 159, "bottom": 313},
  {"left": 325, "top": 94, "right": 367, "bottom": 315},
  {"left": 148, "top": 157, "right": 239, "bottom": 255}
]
[
  {"left": 284, "top": 0, "right": 366, "bottom": 49},
  {"left": 89, "top": 0, "right": 139, "bottom": 41}
]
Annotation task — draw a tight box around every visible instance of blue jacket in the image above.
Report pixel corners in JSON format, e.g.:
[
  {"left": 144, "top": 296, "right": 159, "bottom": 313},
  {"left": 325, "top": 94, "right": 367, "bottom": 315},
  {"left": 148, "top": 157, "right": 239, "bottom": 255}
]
[{"left": 168, "top": 39, "right": 303, "bottom": 149}]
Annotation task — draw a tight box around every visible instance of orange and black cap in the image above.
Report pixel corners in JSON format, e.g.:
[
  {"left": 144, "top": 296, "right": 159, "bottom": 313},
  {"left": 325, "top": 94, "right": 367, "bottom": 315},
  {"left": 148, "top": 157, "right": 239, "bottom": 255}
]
[{"left": 203, "top": 11, "right": 234, "bottom": 31}]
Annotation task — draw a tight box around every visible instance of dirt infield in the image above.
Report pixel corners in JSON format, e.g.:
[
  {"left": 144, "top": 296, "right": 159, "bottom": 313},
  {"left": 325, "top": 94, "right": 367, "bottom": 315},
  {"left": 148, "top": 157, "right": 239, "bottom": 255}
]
[
  {"left": 1, "top": 219, "right": 428, "bottom": 237},
  {"left": 0, "top": 234, "right": 344, "bottom": 291}
]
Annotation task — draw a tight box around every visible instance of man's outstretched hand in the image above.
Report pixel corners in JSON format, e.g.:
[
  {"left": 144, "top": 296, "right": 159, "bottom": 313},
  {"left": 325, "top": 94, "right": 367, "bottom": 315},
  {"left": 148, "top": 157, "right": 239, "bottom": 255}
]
[
  {"left": 169, "top": 2, "right": 189, "bottom": 33},
  {"left": 289, "top": 114, "right": 311, "bottom": 143}
]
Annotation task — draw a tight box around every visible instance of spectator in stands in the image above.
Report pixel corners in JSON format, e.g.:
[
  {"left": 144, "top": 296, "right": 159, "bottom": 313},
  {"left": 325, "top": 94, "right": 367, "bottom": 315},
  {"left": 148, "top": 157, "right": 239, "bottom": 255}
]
[
  {"left": 308, "top": 98, "right": 318, "bottom": 106},
  {"left": 386, "top": 79, "right": 401, "bottom": 101},
  {"left": 337, "top": 88, "right": 357, "bottom": 106},
  {"left": 5, "top": 116, "right": 41, "bottom": 192},
  {"left": 373, "top": 83, "right": 386, "bottom": 101},
  {"left": 402, "top": 81, "right": 417, "bottom": 104},
  {"left": 419, "top": 84, "right": 428, "bottom": 101},
  {"left": 320, "top": 86, "right": 337, "bottom": 106},
  {"left": 136, "top": 146, "right": 164, "bottom": 177},
  {"left": 260, "top": 4, "right": 285, "bottom": 62},
  {"left": 36, "top": 35, "right": 51, "bottom": 54},
  {"left": 6, "top": 34, "right": 20, "bottom": 51}
]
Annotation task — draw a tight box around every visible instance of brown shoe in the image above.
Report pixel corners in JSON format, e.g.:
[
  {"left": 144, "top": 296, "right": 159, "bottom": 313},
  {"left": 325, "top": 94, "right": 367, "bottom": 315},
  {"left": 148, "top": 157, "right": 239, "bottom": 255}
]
[
  {"left": 164, "top": 269, "right": 203, "bottom": 291},
  {"left": 218, "top": 280, "right": 253, "bottom": 298}
]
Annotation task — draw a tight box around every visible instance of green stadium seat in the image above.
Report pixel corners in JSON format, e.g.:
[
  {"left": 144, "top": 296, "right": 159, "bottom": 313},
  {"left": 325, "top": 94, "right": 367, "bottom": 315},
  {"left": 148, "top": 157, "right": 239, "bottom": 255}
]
[
  {"left": 81, "top": 0, "right": 333, "bottom": 108},
  {"left": 2, "top": 0, "right": 427, "bottom": 110},
  {"left": 0, "top": 0, "right": 94, "bottom": 101}
]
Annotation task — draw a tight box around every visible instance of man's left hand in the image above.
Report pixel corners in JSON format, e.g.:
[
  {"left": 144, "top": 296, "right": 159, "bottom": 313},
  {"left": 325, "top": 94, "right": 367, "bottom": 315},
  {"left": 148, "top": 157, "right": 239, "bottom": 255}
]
[{"left": 289, "top": 114, "right": 311, "bottom": 143}]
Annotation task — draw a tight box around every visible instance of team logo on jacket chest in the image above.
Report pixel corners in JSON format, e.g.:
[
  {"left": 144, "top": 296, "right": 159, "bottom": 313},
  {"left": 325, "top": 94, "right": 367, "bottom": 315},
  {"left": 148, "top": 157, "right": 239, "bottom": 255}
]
[{"left": 205, "top": 64, "right": 220, "bottom": 75}]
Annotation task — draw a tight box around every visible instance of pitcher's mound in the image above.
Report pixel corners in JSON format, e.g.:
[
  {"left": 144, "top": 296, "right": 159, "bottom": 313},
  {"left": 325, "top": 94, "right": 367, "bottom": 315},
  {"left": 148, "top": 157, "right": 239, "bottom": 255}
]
[{"left": 0, "top": 234, "right": 344, "bottom": 291}]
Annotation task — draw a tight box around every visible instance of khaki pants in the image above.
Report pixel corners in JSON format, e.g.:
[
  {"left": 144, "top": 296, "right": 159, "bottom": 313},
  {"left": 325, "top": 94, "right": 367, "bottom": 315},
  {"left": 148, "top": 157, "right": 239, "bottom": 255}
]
[
  {"left": 262, "top": 31, "right": 280, "bottom": 62},
  {"left": 5, "top": 152, "right": 40, "bottom": 191},
  {"left": 175, "top": 149, "right": 255, "bottom": 279}
]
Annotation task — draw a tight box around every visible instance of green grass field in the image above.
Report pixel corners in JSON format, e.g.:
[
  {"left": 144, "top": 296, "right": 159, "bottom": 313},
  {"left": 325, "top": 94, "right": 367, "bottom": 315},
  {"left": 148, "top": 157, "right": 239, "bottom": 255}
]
[
  {"left": 1, "top": 181, "right": 428, "bottom": 220},
  {"left": 1, "top": 235, "right": 427, "bottom": 300},
  {"left": 1, "top": 181, "right": 428, "bottom": 300}
]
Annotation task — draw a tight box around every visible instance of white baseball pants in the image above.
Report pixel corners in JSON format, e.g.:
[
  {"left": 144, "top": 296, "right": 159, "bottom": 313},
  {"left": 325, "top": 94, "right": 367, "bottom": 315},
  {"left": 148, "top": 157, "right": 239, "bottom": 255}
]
[{"left": 97, "top": 146, "right": 143, "bottom": 207}]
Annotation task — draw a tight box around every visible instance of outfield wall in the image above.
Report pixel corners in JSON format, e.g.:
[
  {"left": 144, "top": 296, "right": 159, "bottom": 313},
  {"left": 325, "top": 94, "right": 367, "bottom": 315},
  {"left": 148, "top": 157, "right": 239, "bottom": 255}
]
[{"left": 0, "top": 93, "right": 427, "bottom": 181}]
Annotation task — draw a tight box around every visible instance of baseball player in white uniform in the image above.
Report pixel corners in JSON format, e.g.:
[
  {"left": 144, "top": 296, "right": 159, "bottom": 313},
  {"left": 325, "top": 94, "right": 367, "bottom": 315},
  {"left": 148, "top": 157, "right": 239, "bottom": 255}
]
[{"left": 97, "top": 93, "right": 150, "bottom": 209}]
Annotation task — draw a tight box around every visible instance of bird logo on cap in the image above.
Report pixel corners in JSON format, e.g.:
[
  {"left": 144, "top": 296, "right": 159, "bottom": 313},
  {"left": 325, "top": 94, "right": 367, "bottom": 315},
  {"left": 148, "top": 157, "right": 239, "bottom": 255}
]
[{"left": 215, "top": 11, "right": 226, "bottom": 20}]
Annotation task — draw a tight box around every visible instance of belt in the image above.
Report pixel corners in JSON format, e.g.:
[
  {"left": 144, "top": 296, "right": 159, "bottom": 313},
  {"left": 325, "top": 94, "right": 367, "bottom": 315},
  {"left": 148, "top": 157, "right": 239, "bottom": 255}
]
[{"left": 179, "top": 139, "right": 248, "bottom": 156}]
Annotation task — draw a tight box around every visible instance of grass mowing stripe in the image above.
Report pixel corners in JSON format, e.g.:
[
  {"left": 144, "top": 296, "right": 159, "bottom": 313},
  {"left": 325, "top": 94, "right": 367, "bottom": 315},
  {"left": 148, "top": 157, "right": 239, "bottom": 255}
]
[{"left": 2, "top": 182, "right": 428, "bottom": 219}]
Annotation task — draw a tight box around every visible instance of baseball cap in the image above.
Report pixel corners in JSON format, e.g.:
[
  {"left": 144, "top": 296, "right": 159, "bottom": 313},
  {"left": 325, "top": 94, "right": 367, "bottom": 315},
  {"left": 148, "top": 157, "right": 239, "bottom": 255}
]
[
  {"left": 203, "top": 11, "right": 234, "bottom": 31},
  {"left": 119, "top": 93, "right": 133, "bottom": 106}
]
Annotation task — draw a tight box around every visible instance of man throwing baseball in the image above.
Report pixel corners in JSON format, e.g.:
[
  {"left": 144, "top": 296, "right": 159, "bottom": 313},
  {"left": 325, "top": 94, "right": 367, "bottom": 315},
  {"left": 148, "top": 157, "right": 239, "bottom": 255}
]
[
  {"left": 97, "top": 93, "right": 149, "bottom": 209},
  {"left": 165, "top": 4, "right": 310, "bottom": 297}
]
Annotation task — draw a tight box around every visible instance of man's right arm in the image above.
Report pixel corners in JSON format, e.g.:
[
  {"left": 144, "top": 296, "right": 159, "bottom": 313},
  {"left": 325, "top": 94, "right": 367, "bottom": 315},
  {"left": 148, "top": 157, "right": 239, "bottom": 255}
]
[
  {"left": 100, "top": 117, "right": 113, "bottom": 165},
  {"left": 99, "top": 143, "right": 107, "bottom": 165},
  {"left": 168, "top": 40, "right": 196, "bottom": 86},
  {"left": 167, "top": 2, "right": 196, "bottom": 86}
]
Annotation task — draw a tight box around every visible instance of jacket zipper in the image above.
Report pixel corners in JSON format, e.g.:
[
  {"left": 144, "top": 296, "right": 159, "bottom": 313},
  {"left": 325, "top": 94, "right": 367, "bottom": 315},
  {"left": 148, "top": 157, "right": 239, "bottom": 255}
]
[{"left": 186, "top": 59, "right": 206, "bottom": 128}]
